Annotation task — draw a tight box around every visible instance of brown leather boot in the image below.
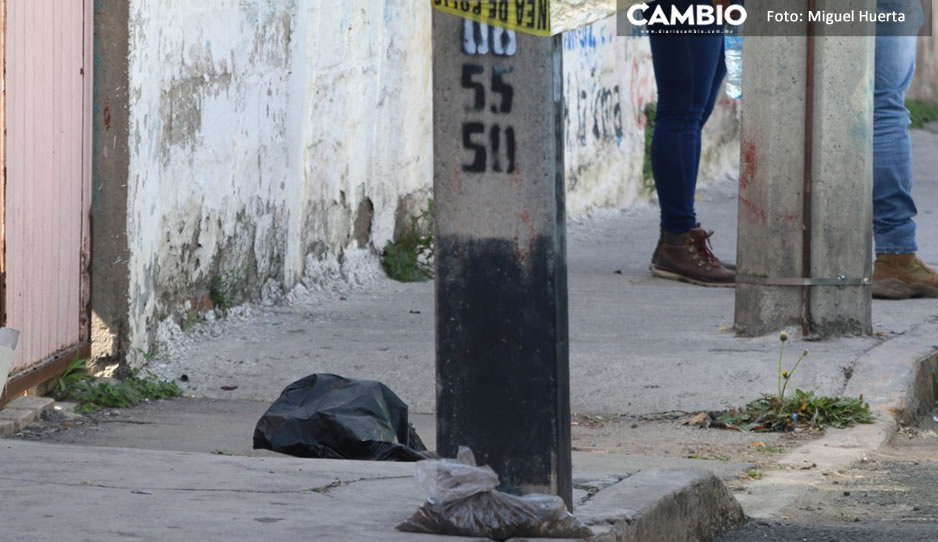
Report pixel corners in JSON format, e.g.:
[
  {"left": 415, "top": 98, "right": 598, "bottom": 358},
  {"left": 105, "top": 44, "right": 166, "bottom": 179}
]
[
  {"left": 651, "top": 223, "right": 736, "bottom": 271},
  {"left": 872, "top": 254, "right": 938, "bottom": 299},
  {"left": 650, "top": 226, "right": 735, "bottom": 287}
]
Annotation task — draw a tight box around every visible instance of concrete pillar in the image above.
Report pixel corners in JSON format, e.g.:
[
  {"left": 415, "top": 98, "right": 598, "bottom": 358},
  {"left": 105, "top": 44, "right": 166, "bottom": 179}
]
[
  {"left": 431, "top": 13, "right": 572, "bottom": 508},
  {"left": 735, "top": 0, "right": 875, "bottom": 337},
  {"left": 91, "top": 0, "right": 132, "bottom": 361}
]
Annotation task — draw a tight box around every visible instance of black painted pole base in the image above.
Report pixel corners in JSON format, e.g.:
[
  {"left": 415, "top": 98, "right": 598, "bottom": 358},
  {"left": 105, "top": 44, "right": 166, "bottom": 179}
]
[{"left": 436, "top": 235, "right": 571, "bottom": 507}]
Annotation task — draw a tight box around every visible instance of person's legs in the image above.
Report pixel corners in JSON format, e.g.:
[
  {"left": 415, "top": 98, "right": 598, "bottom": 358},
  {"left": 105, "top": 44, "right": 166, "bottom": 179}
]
[
  {"left": 872, "top": 29, "right": 938, "bottom": 298},
  {"left": 649, "top": 30, "right": 725, "bottom": 234},
  {"left": 646, "top": 2, "right": 734, "bottom": 286},
  {"left": 872, "top": 34, "right": 917, "bottom": 254},
  {"left": 696, "top": 39, "right": 727, "bottom": 177}
]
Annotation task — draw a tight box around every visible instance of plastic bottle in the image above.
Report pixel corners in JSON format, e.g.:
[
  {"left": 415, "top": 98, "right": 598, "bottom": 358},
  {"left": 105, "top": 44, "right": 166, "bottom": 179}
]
[{"left": 724, "top": 24, "right": 743, "bottom": 100}]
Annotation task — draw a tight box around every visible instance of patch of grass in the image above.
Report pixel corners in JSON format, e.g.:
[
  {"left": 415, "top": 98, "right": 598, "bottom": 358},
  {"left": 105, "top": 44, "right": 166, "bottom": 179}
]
[
  {"left": 756, "top": 444, "right": 785, "bottom": 454},
  {"left": 50, "top": 355, "right": 93, "bottom": 400},
  {"left": 642, "top": 103, "right": 657, "bottom": 194},
  {"left": 745, "top": 469, "right": 765, "bottom": 480},
  {"left": 907, "top": 99, "right": 938, "bottom": 130},
  {"left": 209, "top": 275, "right": 230, "bottom": 310},
  {"left": 382, "top": 199, "right": 434, "bottom": 282},
  {"left": 574, "top": 484, "right": 601, "bottom": 496},
  {"left": 723, "top": 389, "right": 873, "bottom": 432},
  {"left": 50, "top": 357, "right": 182, "bottom": 414},
  {"left": 312, "top": 479, "right": 349, "bottom": 495},
  {"left": 688, "top": 454, "right": 731, "bottom": 462},
  {"left": 182, "top": 311, "right": 202, "bottom": 331},
  {"left": 209, "top": 266, "right": 248, "bottom": 311}
]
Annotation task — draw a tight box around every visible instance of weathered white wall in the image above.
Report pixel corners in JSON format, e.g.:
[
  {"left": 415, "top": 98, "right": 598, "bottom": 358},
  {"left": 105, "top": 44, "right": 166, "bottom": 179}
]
[
  {"left": 562, "top": 22, "right": 654, "bottom": 216},
  {"left": 123, "top": 3, "right": 739, "bottom": 358},
  {"left": 126, "top": 1, "right": 433, "bottom": 356}
]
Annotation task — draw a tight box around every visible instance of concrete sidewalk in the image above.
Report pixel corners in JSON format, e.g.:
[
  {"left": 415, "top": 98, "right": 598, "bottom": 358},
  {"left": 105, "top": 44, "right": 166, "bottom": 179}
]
[
  {"left": 148, "top": 130, "right": 938, "bottom": 418},
  {"left": 0, "top": 438, "right": 748, "bottom": 542},
  {"left": 2, "top": 131, "right": 938, "bottom": 541}
]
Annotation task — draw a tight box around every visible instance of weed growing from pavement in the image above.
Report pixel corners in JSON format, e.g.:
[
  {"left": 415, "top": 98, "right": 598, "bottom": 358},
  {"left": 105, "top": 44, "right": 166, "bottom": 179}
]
[
  {"left": 209, "top": 266, "right": 248, "bottom": 312},
  {"left": 745, "top": 469, "right": 765, "bottom": 480},
  {"left": 312, "top": 479, "right": 350, "bottom": 495},
  {"left": 720, "top": 332, "right": 874, "bottom": 432},
  {"left": 687, "top": 454, "right": 731, "bottom": 461},
  {"left": 50, "top": 355, "right": 182, "bottom": 414},
  {"left": 755, "top": 444, "right": 785, "bottom": 454},
  {"left": 776, "top": 331, "right": 807, "bottom": 408},
  {"left": 50, "top": 355, "right": 94, "bottom": 400},
  {"left": 574, "top": 484, "right": 601, "bottom": 496},
  {"left": 210, "top": 275, "right": 230, "bottom": 311},
  {"left": 382, "top": 199, "right": 434, "bottom": 282},
  {"left": 182, "top": 311, "right": 202, "bottom": 331}
]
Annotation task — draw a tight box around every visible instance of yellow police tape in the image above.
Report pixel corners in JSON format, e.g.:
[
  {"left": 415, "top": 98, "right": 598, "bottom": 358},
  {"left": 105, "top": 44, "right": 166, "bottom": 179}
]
[{"left": 431, "top": 0, "right": 552, "bottom": 37}]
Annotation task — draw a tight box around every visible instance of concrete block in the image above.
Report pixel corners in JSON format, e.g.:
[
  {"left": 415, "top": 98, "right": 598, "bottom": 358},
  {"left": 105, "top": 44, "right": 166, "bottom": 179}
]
[
  {"left": 0, "top": 407, "right": 38, "bottom": 432},
  {"left": 0, "top": 419, "right": 15, "bottom": 436},
  {"left": 6, "top": 395, "right": 54, "bottom": 413}
]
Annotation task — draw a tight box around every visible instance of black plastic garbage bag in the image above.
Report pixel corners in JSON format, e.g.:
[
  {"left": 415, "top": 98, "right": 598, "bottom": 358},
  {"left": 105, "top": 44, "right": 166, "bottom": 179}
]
[
  {"left": 398, "top": 447, "right": 593, "bottom": 540},
  {"left": 253, "top": 373, "right": 431, "bottom": 461}
]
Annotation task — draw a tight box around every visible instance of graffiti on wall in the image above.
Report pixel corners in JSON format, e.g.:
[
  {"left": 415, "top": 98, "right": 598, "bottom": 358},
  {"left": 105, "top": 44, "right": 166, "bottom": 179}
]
[
  {"left": 562, "top": 19, "right": 657, "bottom": 151},
  {"left": 565, "top": 76, "right": 623, "bottom": 146},
  {"left": 629, "top": 53, "right": 656, "bottom": 130}
]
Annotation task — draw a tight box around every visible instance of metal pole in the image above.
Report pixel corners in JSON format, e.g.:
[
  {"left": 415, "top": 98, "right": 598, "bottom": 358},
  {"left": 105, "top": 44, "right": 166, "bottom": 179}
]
[{"left": 801, "top": 0, "right": 816, "bottom": 336}]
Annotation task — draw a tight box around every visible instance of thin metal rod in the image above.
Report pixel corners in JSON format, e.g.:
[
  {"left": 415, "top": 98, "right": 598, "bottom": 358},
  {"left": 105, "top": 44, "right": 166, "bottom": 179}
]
[{"left": 801, "top": 0, "right": 816, "bottom": 336}]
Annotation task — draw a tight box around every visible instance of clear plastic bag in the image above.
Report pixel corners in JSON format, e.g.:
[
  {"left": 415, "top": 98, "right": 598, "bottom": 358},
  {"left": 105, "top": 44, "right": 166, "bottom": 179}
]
[
  {"left": 398, "top": 447, "right": 593, "bottom": 540},
  {"left": 416, "top": 447, "right": 499, "bottom": 503}
]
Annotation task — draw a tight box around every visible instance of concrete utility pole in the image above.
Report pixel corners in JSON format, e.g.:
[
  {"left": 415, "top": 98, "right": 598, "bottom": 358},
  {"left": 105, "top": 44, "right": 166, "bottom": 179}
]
[
  {"left": 735, "top": 0, "right": 876, "bottom": 337},
  {"left": 431, "top": 12, "right": 572, "bottom": 508}
]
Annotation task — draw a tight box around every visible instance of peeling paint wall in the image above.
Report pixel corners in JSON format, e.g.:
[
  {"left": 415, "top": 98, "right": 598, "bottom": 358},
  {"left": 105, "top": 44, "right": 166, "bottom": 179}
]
[
  {"left": 122, "top": 4, "right": 738, "bottom": 358},
  {"left": 126, "top": 1, "right": 432, "bottom": 356}
]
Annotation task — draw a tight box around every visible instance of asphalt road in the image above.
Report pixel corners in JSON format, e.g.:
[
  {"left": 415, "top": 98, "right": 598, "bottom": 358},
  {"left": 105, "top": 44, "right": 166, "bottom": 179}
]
[
  {"left": 718, "top": 520, "right": 938, "bottom": 541},
  {"left": 719, "top": 418, "right": 938, "bottom": 542}
]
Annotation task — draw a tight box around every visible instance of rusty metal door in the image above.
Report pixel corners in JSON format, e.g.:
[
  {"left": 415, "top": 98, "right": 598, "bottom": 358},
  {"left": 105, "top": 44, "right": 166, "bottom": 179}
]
[{"left": 1, "top": 0, "right": 92, "bottom": 400}]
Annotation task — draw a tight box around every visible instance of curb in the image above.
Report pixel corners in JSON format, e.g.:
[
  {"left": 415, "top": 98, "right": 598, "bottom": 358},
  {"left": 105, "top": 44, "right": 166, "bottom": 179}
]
[
  {"left": 734, "top": 321, "right": 938, "bottom": 519},
  {"left": 0, "top": 395, "right": 55, "bottom": 436},
  {"left": 579, "top": 468, "right": 746, "bottom": 542},
  {"left": 507, "top": 468, "right": 745, "bottom": 542}
]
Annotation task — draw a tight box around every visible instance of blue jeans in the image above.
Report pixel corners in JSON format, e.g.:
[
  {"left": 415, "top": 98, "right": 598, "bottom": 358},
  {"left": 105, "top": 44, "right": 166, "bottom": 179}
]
[
  {"left": 648, "top": 0, "right": 726, "bottom": 234},
  {"left": 873, "top": 0, "right": 923, "bottom": 253}
]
